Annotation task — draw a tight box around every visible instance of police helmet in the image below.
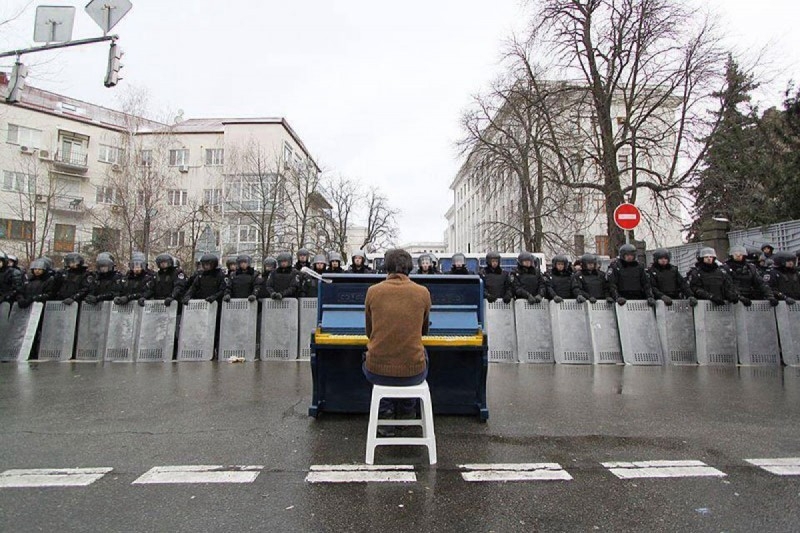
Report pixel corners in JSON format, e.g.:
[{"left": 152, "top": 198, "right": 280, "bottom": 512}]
[
  {"left": 745, "top": 246, "right": 762, "bottom": 262},
  {"left": 773, "top": 251, "right": 795, "bottom": 268},
  {"left": 30, "top": 258, "right": 48, "bottom": 272},
  {"left": 64, "top": 253, "right": 84, "bottom": 268},
  {"left": 698, "top": 247, "right": 717, "bottom": 260},
  {"left": 236, "top": 254, "right": 252, "bottom": 268},
  {"left": 41, "top": 256, "right": 54, "bottom": 271},
  {"left": 0, "top": 251, "right": 7, "bottom": 266},
  {"left": 156, "top": 253, "right": 174, "bottom": 269},
  {"left": 580, "top": 253, "right": 598, "bottom": 269},
  {"left": 551, "top": 254, "right": 569, "bottom": 270},
  {"left": 728, "top": 245, "right": 747, "bottom": 258},
  {"left": 96, "top": 253, "right": 115, "bottom": 272},
  {"left": 618, "top": 244, "right": 637, "bottom": 260},
  {"left": 225, "top": 256, "right": 237, "bottom": 268},
  {"left": 429, "top": 253, "right": 439, "bottom": 266},
  {"left": 652, "top": 248, "right": 671, "bottom": 262},
  {"left": 761, "top": 242, "right": 775, "bottom": 253},
  {"left": 312, "top": 254, "right": 327, "bottom": 266},
  {"left": 200, "top": 253, "right": 219, "bottom": 270},
  {"left": 452, "top": 253, "right": 466, "bottom": 266},
  {"left": 130, "top": 252, "right": 147, "bottom": 270},
  {"left": 263, "top": 256, "right": 277, "bottom": 270},
  {"left": 276, "top": 252, "right": 292, "bottom": 265},
  {"left": 8, "top": 254, "right": 18, "bottom": 265},
  {"left": 486, "top": 251, "right": 501, "bottom": 264},
  {"left": 418, "top": 253, "right": 433, "bottom": 267},
  {"left": 328, "top": 251, "right": 343, "bottom": 264},
  {"left": 297, "top": 248, "right": 311, "bottom": 259},
  {"left": 352, "top": 250, "right": 367, "bottom": 262}
]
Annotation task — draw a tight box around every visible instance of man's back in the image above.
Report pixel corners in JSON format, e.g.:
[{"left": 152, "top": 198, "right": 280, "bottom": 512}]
[{"left": 365, "top": 274, "right": 431, "bottom": 378}]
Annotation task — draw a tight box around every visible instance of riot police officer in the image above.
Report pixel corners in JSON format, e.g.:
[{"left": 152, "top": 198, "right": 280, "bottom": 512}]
[
  {"left": 300, "top": 254, "right": 328, "bottom": 298},
  {"left": 224, "top": 256, "right": 238, "bottom": 278},
  {"left": 688, "top": 247, "right": 738, "bottom": 305},
  {"left": 261, "top": 252, "right": 300, "bottom": 300},
  {"left": 149, "top": 253, "right": 187, "bottom": 306},
  {"left": 414, "top": 253, "right": 438, "bottom": 275},
  {"left": 512, "top": 251, "right": 546, "bottom": 304},
  {"left": 262, "top": 256, "right": 277, "bottom": 278},
  {"left": 16, "top": 258, "right": 55, "bottom": 308},
  {"left": 54, "top": 252, "right": 90, "bottom": 305},
  {"left": 295, "top": 248, "right": 312, "bottom": 272},
  {"left": 348, "top": 250, "right": 373, "bottom": 274},
  {"left": 182, "top": 254, "right": 228, "bottom": 303},
  {"left": 115, "top": 253, "right": 153, "bottom": 306},
  {"left": 607, "top": 244, "right": 656, "bottom": 306},
  {"left": 647, "top": 249, "right": 695, "bottom": 306},
  {"left": 0, "top": 251, "right": 23, "bottom": 303},
  {"left": 723, "top": 245, "right": 776, "bottom": 306},
  {"left": 766, "top": 251, "right": 800, "bottom": 305},
  {"left": 545, "top": 254, "right": 573, "bottom": 302},
  {"left": 449, "top": 253, "right": 471, "bottom": 275},
  {"left": 86, "top": 253, "right": 123, "bottom": 305},
  {"left": 761, "top": 243, "right": 775, "bottom": 259},
  {"left": 224, "top": 254, "right": 259, "bottom": 302},
  {"left": 327, "top": 252, "right": 345, "bottom": 273},
  {"left": 572, "top": 254, "right": 610, "bottom": 304},
  {"left": 480, "top": 251, "right": 512, "bottom": 303}
]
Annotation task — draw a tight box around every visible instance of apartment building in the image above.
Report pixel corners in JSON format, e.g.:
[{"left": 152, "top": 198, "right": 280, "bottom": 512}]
[{"left": 0, "top": 74, "right": 326, "bottom": 267}]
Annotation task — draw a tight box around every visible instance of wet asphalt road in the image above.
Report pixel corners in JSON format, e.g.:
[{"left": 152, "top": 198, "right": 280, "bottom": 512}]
[{"left": 1, "top": 361, "right": 799, "bottom": 532}]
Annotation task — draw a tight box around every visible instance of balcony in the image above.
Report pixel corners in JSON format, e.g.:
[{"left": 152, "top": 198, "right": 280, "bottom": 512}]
[
  {"left": 53, "top": 150, "right": 89, "bottom": 173},
  {"left": 223, "top": 200, "right": 272, "bottom": 213},
  {"left": 47, "top": 195, "right": 86, "bottom": 214}
]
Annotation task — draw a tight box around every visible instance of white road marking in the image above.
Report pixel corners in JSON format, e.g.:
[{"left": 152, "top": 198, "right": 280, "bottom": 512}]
[
  {"left": 745, "top": 458, "right": 800, "bottom": 476},
  {"left": 602, "top": 460, "right": 726, "bottom": 479},
  {"left": 132, "top": 465, "right": 263, "bottom": 485},
  {"left": 306, "top": 464, "right": 416, "bottom": 483},
  {"left": 459, "top": 463, "right": 572, "bottom": 482},
  {"left": 0, "top": 468, "right": 112, "bottom": 488}
]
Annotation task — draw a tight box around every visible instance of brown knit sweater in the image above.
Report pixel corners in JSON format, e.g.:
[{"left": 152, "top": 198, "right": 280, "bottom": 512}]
[{"left": 364, "top": 273, "right": 431, "bottom": 377}]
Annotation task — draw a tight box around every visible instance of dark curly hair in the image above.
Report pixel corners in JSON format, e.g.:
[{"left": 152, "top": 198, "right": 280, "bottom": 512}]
[{"left": 384, "top": 248, "right": 413, "bottom": 275}]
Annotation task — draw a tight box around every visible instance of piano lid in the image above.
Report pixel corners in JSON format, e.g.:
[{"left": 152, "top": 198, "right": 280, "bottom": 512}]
[{"left": 317, "top": 274, "right": 484, "bottom": 336}]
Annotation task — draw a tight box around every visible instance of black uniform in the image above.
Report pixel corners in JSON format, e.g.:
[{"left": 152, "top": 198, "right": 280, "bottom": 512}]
[
  {"left": 184, "top": 268, "right": 228, "bottom": 302},
  {"left": 767, "top": 267, "right": 800, "bottom": 301},
  {"left": 347, "top": 264, "right": 374, "bottom": 274},
  {"left": 571, "top": 269, "right": 609, "bottom": 300},
  {"left": 149, "top": 267, "right": 188, "bottom": 301},
  {"left": 117, "top": 270, "right": 153, "bottom": 304},
  {"left": 86, "top": 270, "right": 124, "bottom": 302},
  {"left": 479, "top": 265, "right": 512, "bottom": 303},
  {"left": 450, "top": 265, "right": 471, "bottom": 275},
  {"left": 260, "top": 267, "right": 300, "bottom": 299},
  {"left": 688, "top": 262, "right": 738, "bottom": 303},
  {"left": 723, "top": 259, "right": 773, "bottom": 301},
  {"left": 16, "top": 271, "right": 55, "bottom": 307},
  {"left": 512, "top": 265, "right": 547, "bottom": 301},
  {"left": 54, "top": 266, "right": 91, "bottom": 302},
  {"left": 647, "top": 264, "right": 691, "bottom": 300},
  {"left": 546, "top": 268, "right": 574, "bottom": 300},
  {"left": 607, "top": 259, "right": 654, "bottom": 301},
  {"left": 226, "top": 267, "right": 260, "bottom": 299},
  {"left": 0, "top": 263, "right": 23, "bottom": 303}
]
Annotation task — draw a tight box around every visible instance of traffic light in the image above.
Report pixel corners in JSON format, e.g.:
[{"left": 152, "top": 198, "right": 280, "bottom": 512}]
[
  {"left": 7, "top": 60, "right": 28, "bottom": 103},
  {"left": 104, "top": 42, "right": 123, "bottom": 88}
]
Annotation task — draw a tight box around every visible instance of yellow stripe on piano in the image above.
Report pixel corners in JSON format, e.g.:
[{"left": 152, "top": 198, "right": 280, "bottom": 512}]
[{"left": 314, "top": 330, "right": 484, "bottom": 347}]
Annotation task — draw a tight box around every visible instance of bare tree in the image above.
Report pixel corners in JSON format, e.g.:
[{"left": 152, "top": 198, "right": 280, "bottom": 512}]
[
  {"left": 318, "top": 176, "right": 361, "bottom": 259},
  {"left": 283, "top": 158, "right": 325, "bottom": 252},
  {"left": 527, "top": 0, "right": 726, "bottom": 251},
  {"left": 361, "top": 187, "right": 398, "bottom": 252}
]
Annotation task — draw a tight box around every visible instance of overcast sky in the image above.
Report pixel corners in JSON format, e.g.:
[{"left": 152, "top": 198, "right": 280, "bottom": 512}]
[{"left": 2, "top": 1, "right": 799, "bottom": 244}]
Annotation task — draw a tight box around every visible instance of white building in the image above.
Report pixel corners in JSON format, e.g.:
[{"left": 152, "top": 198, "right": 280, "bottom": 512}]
[
  {"left": 445, "top": 86, "right": 686, "bottom": 259},
  {"left": 398, "top": 242, "right": 447, "bottom": 255},
  {"left": 0, "top": 75, "right": 331, "bottom": 267}
]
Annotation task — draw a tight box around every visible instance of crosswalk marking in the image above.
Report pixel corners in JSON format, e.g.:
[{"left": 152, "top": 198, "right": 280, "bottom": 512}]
[
  {"left": 0, "top": 468, "right": 113, "bottom": 488},
  {"left": 602, "top": 460, "right": 726, "bottom": 479},
  {"left": 306, "top": 464, "right": 416, "bottom": 483},
  {"left": 132, "top": 465, "right": 263, "bottom": 485},
  {"left": 745, "top": 458, "right": 800, "bottom": 476},
  {"left": 459, "top": 463, "right": 572, "bottom": 482}
]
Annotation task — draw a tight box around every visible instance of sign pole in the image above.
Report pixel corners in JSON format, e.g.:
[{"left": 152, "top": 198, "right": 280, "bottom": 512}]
[{"left": 625, "top": 230, "right": 630, "bottom": 245}]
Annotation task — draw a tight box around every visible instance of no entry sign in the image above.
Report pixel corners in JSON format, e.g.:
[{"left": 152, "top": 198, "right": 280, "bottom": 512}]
[{"left": 613, "top": 203, "right": 641, "bottom": 231}]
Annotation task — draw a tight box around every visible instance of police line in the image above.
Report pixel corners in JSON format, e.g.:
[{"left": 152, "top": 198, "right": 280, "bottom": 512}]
[
  {"left": 2, "top": 297, "right": 799, "bottom": 366},
  {"left": 486, "top": 299, "right": 800, "bottom": 366}
]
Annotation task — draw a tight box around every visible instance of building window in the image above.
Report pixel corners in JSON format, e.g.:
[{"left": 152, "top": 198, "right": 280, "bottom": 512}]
[
  {"left": 95, "top": 186, "right": 116, "bottom": 204},
  {"left": 2, "top": 171, "right": 36, "bottom": 193},
  {"left": 618, "top": 153, "right": 629, "bottom": 170},
  {"left": 571, "top": 192, "right": 584, "bottom": 213},
  {"left": 595, "top": 235, "right": 609, "bottom": 256},
  {"left": 203, "top": 188, "right": 222, "bottom": 206},
  {"left": 167, "top": 189, "right": 188, "bottom": 206},
  {"left": 7, "top": 124, "right": 42, "bottom": 148},
  {"left": 205, "top": 148, "right": 224, "bottom": 166},
  {"left": 168, "top": 149, "right": 189, "bottom": 166},
  {"left": 98, "top": 144, "right": 124, "bottom": 164},
  {"left": 595, "top": 196, "right": 607, "bottom": 214},
  {"left": 139, "top": 150, "right": 153, "bottom": 167},
  {"left": 239, "top": 225, "right": 258, "bottom": 244},
  {"left": 168, "top": 231, "right": 185, "bottom": 247},
  {"left": 0, "top": 218, "right": 33, "bottom": 240},
  {"left": 58, "top": 133, "right": 88, "bottom": 166},
  {"left": 54, "top": 223, "right": 76, "bottom": 253},
  {"left": 283, "top": 142, "right": 293, "bottom": 165}
]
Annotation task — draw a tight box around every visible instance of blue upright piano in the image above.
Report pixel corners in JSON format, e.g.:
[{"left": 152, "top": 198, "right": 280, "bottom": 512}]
[{"left": 309, "top": 274, "right": 489, "bottom": 420}]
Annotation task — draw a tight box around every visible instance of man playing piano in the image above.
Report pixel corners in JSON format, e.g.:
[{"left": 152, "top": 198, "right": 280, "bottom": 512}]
[{"left": 363, "top": 248, "right": 432, "bottom": 427}]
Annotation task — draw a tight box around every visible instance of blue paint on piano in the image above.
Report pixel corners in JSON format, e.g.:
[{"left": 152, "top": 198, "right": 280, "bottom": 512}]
[{"left": 308, "top": 273, "right": 489, "bottom": 420}]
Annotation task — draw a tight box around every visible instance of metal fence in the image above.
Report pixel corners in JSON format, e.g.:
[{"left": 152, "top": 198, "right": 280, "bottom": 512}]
[{"left": 728, "top": 220, "right": 800, "bottom": 254}]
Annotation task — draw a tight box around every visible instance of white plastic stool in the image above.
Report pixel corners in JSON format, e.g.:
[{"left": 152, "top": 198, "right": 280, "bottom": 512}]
[{"left": 365, "top": 381, "right": 437, "bottom": 465}]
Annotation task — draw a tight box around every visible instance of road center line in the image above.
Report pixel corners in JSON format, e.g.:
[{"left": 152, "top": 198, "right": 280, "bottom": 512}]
[
  {"left": 132, "top": 465, "right": 263, "bottom": 485},
  {"left": 602, "top": 460, "right": 726, "bottom": 479},
  {"left": 459, "top": 463, "right": 572, "bottom": 482},
  {"left": 306, "top": 464, "right": 416, "bottom": 483},
  {"left": 0, "top": 468, "right": 113, "bottom": 488},
  {"left": 745, "top": 458, "right": 800, "bottom": 476}
]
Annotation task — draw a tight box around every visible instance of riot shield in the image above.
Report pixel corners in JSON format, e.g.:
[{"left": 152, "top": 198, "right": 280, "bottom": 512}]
[
  {"left": 694, "top": 300, "right": 737, "bottom": 365},
  {"left": 298, "top": 297, "right": 318, "bottom": 360},
  {"left": 514, "top": 299, "right": 554, "bottom": 363},
  {"left": 0, "top": 302, "right": 43, "bottom": 361},
  {"left": 655, "top": 300, "right": 697, "bottom": 365},
  {"left": 550, "top": 300, "right": 592, "bottom": 364},
  {"left": 587, "top": 300, "right": 623, "bottom": 364},
  {"left": 177, "top": 300, "right": 218, "bottom": 361},
  {"left": 75, "top": 301, "right": 112, "bottom": 361},
  {"left": 219, "top": 298, "right": 257, "bottom": 361},
  {"left": 136, "top": 300, "right": 178, "bottom": 362},
  {"left": 104, "top": 303, "right": 142, "bottom": 362},
  {"left": 37, "top": 300, "right": 79, "bottom": 361},
  {"left": 616, "top": 301, "right": 663, "bottom": 365},
  {"left": 735, "top": 301, "right": 780, "bottom": 366},
  {"left": 485, "top": 301, "right": 517, "bottom": 363},
  {"left": 260, "top": 298, "right": 299, "bottom": 360}
]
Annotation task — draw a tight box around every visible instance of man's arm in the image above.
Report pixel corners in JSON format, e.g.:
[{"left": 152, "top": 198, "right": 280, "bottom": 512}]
[
  {"left": 421, "top": 291, "right": 431, "bottom": 336},
  {"left": 364, "top": 290, "right": 372, "bottom": 339}
]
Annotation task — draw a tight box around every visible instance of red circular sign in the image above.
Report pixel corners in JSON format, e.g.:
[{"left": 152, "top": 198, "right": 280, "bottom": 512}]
[{"left": 613, "top": 203, "right": 641, "bottom": 230}]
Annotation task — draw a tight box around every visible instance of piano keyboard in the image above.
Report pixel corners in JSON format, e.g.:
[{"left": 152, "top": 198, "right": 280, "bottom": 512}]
[{"left": 314, "top": 331, "right": 484, "bottom": 347}]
